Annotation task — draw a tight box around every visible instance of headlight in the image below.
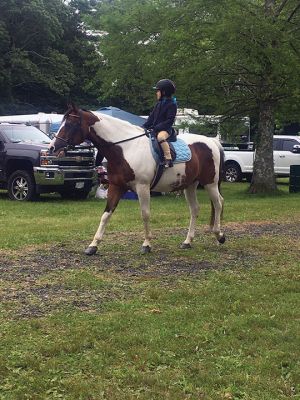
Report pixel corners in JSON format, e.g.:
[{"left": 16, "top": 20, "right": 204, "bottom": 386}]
[
  {"left": 40, "top": 149, "right": 49, "bottom": 157},
  {"left": 40, "top": 149, "right": 52, "bottom": 165}
]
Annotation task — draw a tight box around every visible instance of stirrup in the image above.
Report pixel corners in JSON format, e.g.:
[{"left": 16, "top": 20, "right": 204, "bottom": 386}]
[{"left": 164, "top": 160, "right": 173, "bottom": 168}]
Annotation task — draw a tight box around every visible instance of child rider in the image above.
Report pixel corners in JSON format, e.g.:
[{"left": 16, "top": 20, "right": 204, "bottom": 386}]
[{"left": 143, "top": 79, "right": 177, "bottom": 168}]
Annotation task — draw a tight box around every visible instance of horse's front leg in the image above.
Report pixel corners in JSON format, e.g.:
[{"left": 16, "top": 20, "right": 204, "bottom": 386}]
[
  {"left": 135, "top": 183, "right": 152, "bottom": 254},
  {"left": 85, "top": 184, "right": 125, "bottom": 255}
]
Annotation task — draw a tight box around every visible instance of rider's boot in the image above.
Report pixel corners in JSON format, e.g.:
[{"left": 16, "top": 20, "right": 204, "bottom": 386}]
[{"left": 160, "top": 140, "right": 173, "bottom": 168}]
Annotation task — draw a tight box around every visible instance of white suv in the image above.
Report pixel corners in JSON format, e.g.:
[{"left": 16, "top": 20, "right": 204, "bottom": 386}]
[
  {"left": 273, "top": 135, "right": 300, "bottom": 175},
  {"left": 223, "top": 135, "right": 300, "bottom": 182}
]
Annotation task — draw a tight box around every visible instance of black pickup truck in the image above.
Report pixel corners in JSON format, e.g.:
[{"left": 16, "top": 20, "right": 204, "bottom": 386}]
[{"left": 0, "top": 123, "right": 97, "bottom": 201}]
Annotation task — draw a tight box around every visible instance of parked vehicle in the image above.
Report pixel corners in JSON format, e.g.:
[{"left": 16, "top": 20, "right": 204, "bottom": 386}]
[
  {"left": 0, "top": 112, "right": 63, "bottom": 137},
  {"left": 0, "top": 123, "right": 97, "bottom": 201},
  {"left": 223, "top": 135, "right": 300, "bottom": 182}
]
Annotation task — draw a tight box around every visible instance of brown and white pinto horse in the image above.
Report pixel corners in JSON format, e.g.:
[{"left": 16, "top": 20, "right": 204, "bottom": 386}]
[{"left": 50, "top": 105, "right": 225, "bottom": 255}]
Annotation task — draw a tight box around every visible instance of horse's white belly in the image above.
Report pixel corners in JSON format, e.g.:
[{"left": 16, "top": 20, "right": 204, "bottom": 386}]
[
  {"left": 124, "top": 133, "right": 221, "bottom": 192},
  {"left": 150, "top": 163, "right": 187, "bottom": 192},
  {"left": 127, "top": 159, "right": 187, "bottom": 193},
  {"left": 125, "top": 147, "right": 156, "bottom": 186}
]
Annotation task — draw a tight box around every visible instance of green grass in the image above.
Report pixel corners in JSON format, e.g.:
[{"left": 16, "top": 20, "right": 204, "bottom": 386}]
[
  {"left": 0, "top": 182, "right": 299, "bottom": 250},
  {"left": 0, "top": 182, "right": 299, "bottom": 399}
]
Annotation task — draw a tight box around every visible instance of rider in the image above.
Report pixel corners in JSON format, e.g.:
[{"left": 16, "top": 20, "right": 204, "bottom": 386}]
[{"left": 143, "top": 79, "right": 177, "bottom": 168}]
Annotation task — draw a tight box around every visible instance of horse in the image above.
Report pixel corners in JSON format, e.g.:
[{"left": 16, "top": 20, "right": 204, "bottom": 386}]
[{"left": 50, "top": 104, "right": 225, "bottom": 255}]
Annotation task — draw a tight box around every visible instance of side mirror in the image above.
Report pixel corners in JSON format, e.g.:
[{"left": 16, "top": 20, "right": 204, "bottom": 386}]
[{"left": 292, "top": 144, "right": 300, "bottom": 154}]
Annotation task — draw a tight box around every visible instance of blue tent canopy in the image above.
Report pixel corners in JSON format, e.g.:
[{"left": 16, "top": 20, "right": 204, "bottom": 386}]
[
  {"left": 97, "top": 106, "right": 146, "bottom": 127},
  {"left": 49, "top": 107, "right": 146, "bottom": 134},
  {"left": 50, "top": 122, "right": 62, "bottom": 133}
]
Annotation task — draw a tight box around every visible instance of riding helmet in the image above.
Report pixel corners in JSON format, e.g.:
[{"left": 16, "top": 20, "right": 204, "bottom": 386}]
[{"left": 153, "top": 79, "right": 176, "bottom": 97}]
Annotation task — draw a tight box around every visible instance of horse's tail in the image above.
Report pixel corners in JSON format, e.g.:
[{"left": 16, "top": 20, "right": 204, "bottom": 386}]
[{"left": 210, "top": 144, "right": 225, "bottom": 228}]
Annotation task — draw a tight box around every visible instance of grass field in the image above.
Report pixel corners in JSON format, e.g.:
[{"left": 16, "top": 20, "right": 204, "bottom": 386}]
[{"left": 0, "top": 182, "right": 299, "bottom": 399}]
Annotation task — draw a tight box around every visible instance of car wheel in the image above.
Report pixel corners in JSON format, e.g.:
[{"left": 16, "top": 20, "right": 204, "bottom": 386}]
[
  {"left": 224, "top": 163, "right": 242, "bottom": 183},
  {"left": 8, "top": 170, "right": 37, "bottom": 201}
]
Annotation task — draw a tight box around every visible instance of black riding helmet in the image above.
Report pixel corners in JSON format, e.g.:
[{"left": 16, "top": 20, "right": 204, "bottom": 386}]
[{"left": 153, "top": 79, "right": 176, "bottom": 97}]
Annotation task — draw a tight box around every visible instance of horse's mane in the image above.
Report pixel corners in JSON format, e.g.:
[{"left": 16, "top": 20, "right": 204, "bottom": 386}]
[
  {"left": 93, "top": 111, "right": 144, "bottom": 134},
  {"left": 63, "top": 107, "right": 95, "bottom": 121},
  {"left": 63, "top": 107, "right": 144, "bottom": 137}
]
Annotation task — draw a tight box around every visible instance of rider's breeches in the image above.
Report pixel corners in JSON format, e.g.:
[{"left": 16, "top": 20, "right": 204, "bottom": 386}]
[{"left": 157, "top": 131, "right": 171, "bottom": 160}]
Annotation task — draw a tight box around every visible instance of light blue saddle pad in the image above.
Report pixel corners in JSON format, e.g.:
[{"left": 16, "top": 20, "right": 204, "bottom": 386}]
[{"left": 150, "top": 137, "right": 192, "bottom": 164}]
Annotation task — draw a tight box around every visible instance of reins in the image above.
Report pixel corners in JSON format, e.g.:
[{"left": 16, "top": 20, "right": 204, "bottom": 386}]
[{"left": 102, "top": 132, "right": 147, "bottom": 146}]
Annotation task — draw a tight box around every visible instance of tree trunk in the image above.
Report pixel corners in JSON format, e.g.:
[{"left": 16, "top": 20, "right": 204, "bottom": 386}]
[
  {"left": 249, "top": 100, "right": 277, "bottom": 194},
  {"left": 248, "top": 0, "right": 278, "bottom": 194}
]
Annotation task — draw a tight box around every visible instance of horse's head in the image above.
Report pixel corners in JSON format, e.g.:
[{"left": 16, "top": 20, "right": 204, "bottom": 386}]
[{"left": 49, "top": 104, "right": 100, "bottom": 154}]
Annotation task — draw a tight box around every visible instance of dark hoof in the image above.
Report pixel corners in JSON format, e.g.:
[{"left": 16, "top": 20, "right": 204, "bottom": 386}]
[
  {"left": 84, "top": 246, "right": 98, "bottom": 256},
  {"left": 218, "top": 235, "right": 226, "bottom": 244},
  {"left": 141, "top": 245, "right": 151, "bottom": 254},
  {"left": 180, "top": 243, "right": 192, "bottom": 249}
]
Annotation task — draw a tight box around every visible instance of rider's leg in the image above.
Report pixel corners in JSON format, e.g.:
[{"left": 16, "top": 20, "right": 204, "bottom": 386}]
[{"left": 157, "top": 131, "right": 173, "bottom": 167}]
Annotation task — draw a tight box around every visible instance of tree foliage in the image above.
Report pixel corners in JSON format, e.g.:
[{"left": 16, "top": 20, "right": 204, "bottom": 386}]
[
  {"left": 0, "top": 0, "right": 101, "bottom": 114},
  {"left": 89, "top": 0, "right": 300, "bottom": 193},
  {"left": 0, "top": 0, "right": 299, "bottom": 193}
]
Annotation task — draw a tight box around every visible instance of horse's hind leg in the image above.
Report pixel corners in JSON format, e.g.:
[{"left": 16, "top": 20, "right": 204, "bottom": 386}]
[
  {"left": 85, "top": 184, "right": 125, "bottom": 255},
  {"left": 205, "top": 183, "right": 225, "bottom": 244},
  {"left": 136, "top": 183, "right": 152, "bottom": 254},
  {"left": 181, "top": 182, "right": 200, "bottom": 249}
]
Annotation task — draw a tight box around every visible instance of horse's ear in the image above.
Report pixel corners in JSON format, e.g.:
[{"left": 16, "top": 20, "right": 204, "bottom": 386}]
[{"left": 67, "top": 102, "right": 79, "bottom": 113}]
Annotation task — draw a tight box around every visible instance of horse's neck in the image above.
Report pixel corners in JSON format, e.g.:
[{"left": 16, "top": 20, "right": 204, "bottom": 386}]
[
  {"left": 94, "top": 114, "right": 143, "bottom": 143},
  {"left": 91, "top": 114, "right": 148, "bottom": 163}
]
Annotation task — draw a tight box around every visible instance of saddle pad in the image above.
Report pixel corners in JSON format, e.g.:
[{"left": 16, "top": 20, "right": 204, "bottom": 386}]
[{"left": 149, "top": 137, "right": 191, "bottom": 164}]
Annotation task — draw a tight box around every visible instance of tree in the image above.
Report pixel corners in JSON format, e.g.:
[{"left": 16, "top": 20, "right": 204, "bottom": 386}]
[
  {"left": 208, "top": 0, "right": 300, "bottom": 194},
  {"left": 90, "top": 0, "right": 300, "bottom": 193},
  {"left": 87, "top": 0, "right": 182, "bottom": 114},
  {"left": 143, "top": 0, "right": 300, "bottom": 192},
  {"left": 0, "top": 0, "right": 101, "bottom": 114}
]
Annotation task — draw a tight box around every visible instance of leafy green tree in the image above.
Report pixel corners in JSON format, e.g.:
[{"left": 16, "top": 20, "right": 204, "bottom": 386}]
[
  {"left": 90, "top": 0, "right": 300, "bottom": 193},
  {"left": 0, "top": 0, "right": 101, "bottom": 114},
  {"left": 88, "top": 0, "right": 180, "bottom": 114},
  {"left": 193, "top": 0, "right": 300, "bottom": 193}
]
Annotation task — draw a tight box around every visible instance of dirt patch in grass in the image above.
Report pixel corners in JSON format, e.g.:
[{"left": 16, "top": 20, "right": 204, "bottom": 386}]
[
  {"left": 224, "top": 220, "right": 300, "bottom": 238},
  {"left": 0, "top": 221, "right": 298, "bottom": 318}
]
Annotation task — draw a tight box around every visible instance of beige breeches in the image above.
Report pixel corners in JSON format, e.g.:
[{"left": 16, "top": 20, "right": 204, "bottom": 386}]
[{"left": 157, "top": 131, "right": 171, "bottom": 160}]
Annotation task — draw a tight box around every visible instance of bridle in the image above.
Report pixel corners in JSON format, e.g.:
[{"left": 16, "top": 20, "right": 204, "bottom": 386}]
[
  {"left": 54, "top": 135, "right": 69, "bottom": 145},
  {"left": 53, "top": 112, "right": 83, "bottom": 148}
]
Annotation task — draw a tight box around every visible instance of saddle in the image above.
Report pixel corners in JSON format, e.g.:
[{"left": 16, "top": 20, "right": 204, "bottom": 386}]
[
  {"left": 149, "top": 132, "right": 192, "bottom": 165},
  {"left": 148, "top": 131, "right": 192, "bottom": 190}
]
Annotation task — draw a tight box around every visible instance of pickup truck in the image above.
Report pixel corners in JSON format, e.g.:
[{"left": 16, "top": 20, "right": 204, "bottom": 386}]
[
  {"left": 0, "top": 123, "right": 97, "bottom": 200},
  {"left": 223, "top": 135, "right": 300, "bottom": 182}
]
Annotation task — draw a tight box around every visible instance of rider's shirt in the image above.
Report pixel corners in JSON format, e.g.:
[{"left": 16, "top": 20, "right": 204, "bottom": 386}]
[{"left": 143, "top": 97, "right": 177, "bottom": 134}]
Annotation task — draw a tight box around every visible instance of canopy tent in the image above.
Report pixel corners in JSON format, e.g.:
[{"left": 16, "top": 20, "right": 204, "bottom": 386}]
[
  {"left": 97, "top": 106, "right": 146, "bottom": 127},
  {"left": 50, "top": 121, "right": 62, "bottom": 134},
  {"left": 50, "top": 107, "right": 146, "bottom": 134}
]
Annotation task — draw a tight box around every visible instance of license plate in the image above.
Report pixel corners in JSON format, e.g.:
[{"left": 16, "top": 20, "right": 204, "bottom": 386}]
[{"left": 75, "top": 182, "right": 84, "bottom": 189}]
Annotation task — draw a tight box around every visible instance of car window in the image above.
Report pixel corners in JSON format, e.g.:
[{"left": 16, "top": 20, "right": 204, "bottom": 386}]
[
  {"left": 273, "top": 139, "right": 282, "bottom": 150},
  {"left": 0, "top": 125, "right": 51, "bottom": 144},
  {"left": 282, "top": 139, "right": 298, "bottom": 152}
]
